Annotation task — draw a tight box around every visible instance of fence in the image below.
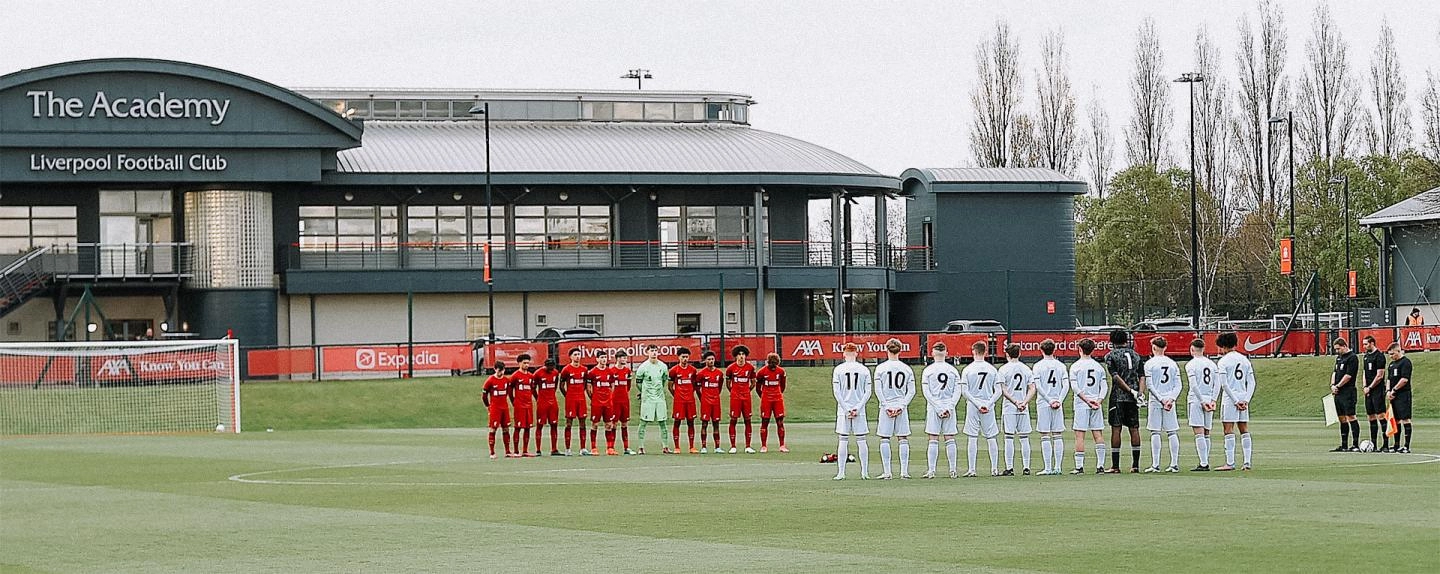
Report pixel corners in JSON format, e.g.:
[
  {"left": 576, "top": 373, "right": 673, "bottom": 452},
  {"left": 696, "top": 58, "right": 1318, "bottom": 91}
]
[{"left": 1076, "top": 272, "right": 1382, "bottom": 327}]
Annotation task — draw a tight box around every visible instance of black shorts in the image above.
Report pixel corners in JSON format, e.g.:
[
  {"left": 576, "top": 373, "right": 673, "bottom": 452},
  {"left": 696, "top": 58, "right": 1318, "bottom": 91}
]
[
  {"left": 1334, "top": 391, "right": 1357, "bottom": 417},
  {"left": 1365, "top": 391, "right": 1387, "bottom": 416},
  {"left": 1108, "top": 402, "right": 1140, "bottom": 428},
  {"left": 1392, "top": 393, "right": 1412, "bottom": 420}
]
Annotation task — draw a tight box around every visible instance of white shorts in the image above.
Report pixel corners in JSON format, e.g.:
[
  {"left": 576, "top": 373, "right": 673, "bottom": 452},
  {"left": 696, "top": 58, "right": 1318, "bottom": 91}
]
[
  {"left": 1073, "top": 402, "right": 1104, "bottom": 431},
  {"left": 925, "top": 405, "right": 958, "bottom": 436},
  {"left": 1002, "top": 410, "right": 1033, "bottom": 434},
  {"left": 1187, "top": 401, "right": 1214, "bottom": 430},
  {"left": 1146, "top": 400, "right": 1180, "bottom": 432},
  {"left": 877, "top": 408, "right": 911, "bottom": 437},
  {"left": 963, "top": 403, "right": 999, "bottom": 438},
  {"left": 1220, "top": 400, "right": 1250, "bottom": 423},
  {"left": 1037, "top": 404, "right": 1066, "bottom": 433},
  {"left": 836, "top": 408, "right": 870, "bottom": 435}
]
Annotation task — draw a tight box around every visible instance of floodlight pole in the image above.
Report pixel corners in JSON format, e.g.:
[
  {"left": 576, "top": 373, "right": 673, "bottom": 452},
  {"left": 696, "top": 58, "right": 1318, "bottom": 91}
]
[{"left": 1175, "top": 72, "right": 1204, "bottom": 329}]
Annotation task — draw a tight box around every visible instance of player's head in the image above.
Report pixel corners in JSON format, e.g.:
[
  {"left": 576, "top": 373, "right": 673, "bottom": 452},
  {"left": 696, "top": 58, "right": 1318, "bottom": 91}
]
[
  {"left": 842, "top": 342, "right": 859, "bottom": 361},
  {"left": 516, "top": 353, "right": 531, "bottom": 369},
  {"left": 1215, "top": 332, "right": 1238, "bottom": 352},
  {"left": 1109, "top": 329, "right": 1129, "bottom": 347},
  {"left": 1362, "top": 335, "right": 1377, "bottom": 351},
  {"left": 1040, "top": 338, "right": 1056, "bottom": 357},
  {"left": 544, "top": 357, "right": 557, "bottom": 370},
  {"left": 596, "top": 352, "right": 610, "bottom": 366},
  {"left": 731, "top": 345, "right": 749, "bottom": 362},
  {"left": 678, "top": 348, "right": 691, "bottom": 364},
  {"left": 1149, "top": 336, "right": 1166, "bottom": 356},
  {"left": 1077, "top": 338, "right": 1096, "bottom": 357},
  {"left": 614, "top": 349, "right": 628, "bottom": 364},
  {"left": 1004, "top": 343, "right": 1020, "bottom": 361},
  {"left": 1333, "top": 337, "right": 1350, "bottom": 354},
  {"left": 930, "top": 341, "right": 948, "bottom": 362},
  {"left": 885, "top": 338, "right": 903, "bottom": 358},
  {"left": 568, "top": 348, "right": 583, "bottom": 364},
  {"left": 970, "top": 341, "right": 988, "bottom": 359},
  {"left": 765, "top": 352, "right": 780, "bottom": 367},
  {"left": 1189, "top": 338, "right": 1206, "bottom": 358},
  {"left": 1387, "top": 342, "right": 1404, "bottom": 360},
  {"left": 702, "top": 350, "right": 717, "bottom": 366},
  {"left": 645, "top": 344, "right": 659, "bottom": 360},
  {"left": 492, "top": 361, "right": 506, "bottom": 374}
]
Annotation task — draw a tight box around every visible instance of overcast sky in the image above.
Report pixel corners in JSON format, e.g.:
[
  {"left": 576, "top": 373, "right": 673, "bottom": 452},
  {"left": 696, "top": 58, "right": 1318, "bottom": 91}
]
[{"left": 3, "top": 1, "right": 1437, "bottom": 176}]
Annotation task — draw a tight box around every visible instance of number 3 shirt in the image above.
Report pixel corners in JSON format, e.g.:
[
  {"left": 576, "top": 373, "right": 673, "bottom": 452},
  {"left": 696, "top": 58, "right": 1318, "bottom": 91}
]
[{"left": 1143, "top": 355, "right": 1182, "bottom": 407}]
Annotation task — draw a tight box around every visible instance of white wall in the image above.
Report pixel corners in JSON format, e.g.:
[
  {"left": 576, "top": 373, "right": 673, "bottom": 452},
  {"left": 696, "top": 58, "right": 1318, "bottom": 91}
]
[{"left": 0, "top": 295, "right": 167, "bottom": 342}]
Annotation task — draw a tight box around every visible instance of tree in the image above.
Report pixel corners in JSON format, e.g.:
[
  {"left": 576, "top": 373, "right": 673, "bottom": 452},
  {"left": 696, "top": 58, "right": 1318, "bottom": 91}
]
[
  {"left": 1125, "top": 18, "right": 1172, "bottom": 168},
  {"left": 1193, "top": 26, "right": 1234, "bottom": 213},
  {"left": 1083, "top": 91, "right": 1114, "bottom": 199},
  {"left": 969, "top": 21, "right": 1023, "bottom": 167},
  {"left": 1366, "top": 19, "right": 1409, "bottom": 158},
  {"left": 1231, "top": 0, "right": 1288, "bottom": 219},
  {"left": 1421, "top": 71, "right": 1440, "bottom": 164},
  {"left": 1010, "top": 113, "right": 1042, "bottom": 168},
  {"left": 1296, "top": 2, "right": 1362, "bottom": 167},
  {"left": 1035, "top": 30, "right": 1079, "bottom": 174}
]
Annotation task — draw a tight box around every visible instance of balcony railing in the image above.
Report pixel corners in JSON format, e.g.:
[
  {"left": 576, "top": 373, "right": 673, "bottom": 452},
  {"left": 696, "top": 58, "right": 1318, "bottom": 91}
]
[
  {"left": 287, "top": 240, "right": 933, "bottom": 271},
  {"left": 0, "top": 243, "right": 195, "bottom": 280}
]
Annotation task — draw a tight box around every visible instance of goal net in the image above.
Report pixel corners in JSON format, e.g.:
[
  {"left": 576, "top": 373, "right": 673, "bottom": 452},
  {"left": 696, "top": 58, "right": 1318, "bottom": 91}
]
[{"left": 0, "top": 339, "right": 240, "bottom": 435}]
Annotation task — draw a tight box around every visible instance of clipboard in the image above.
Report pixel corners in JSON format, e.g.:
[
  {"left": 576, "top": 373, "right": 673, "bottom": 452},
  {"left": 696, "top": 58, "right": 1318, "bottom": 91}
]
[{"left": 1322, "top": 394, "right": 1339, "bottom": 426}]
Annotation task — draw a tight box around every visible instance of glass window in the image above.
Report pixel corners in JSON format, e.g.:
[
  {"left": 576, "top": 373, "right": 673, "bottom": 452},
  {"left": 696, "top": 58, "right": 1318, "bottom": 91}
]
[
  {"left": 299, "top": 205, "right": 398, "bottom": 251},
  {"left": 644, "top": 102, "right": 674, "bottom": 120},
  {"left": 514, "top": 205, "right": 544, "bottom": 217},
  {"left": 99, "top": 191, "right": 135, "bottom": 214},
  {"left": 398, "top": 101, "right": 425, "bottom": 118},
  {"left": 658, "top": 206, "right": 680, "bottom": 218},
  {"left": 425, "top": 100, "right": 450, "bottom": 118},
  {"left": 371, "top": 100, "right": 397, "bottom": 118},
  {"left": 676, "top": 313, "right": 701, "bottom": 334},
  {"left": 733, "top": 104, "right": 748, "bottom": 124},
  {"left": 346, "top": 100, "right": 371, "bottom": 118},
  {"left": 667, "top": 205, "right": 751, "bottom": 250},
  {"left": 466, "top": 316, "right": 491, "bottom": 340},
  {"left": 582, "top": 102, "right": 613, "bottom": 121},
  {"left": 705, "top": 103, "right": 724, "bottom": 121},
  {"left": 0, "top": 206, "right": 78, "bottom": 251},
  {"left": 511, "top": 204, "right": 610, "bottom": 250},
  {"left": 577, "top": 314, "right": 605, "bottom": 335},
  {"left": 452, "top": 101, "right": 478, "bottom": 116},
  {"left": 300, "top": 205, "right": 334, "bottom": 217},
  {"left": 135, "top": 190, "right": 170, "bottom": 212},
  {"left": 33, "top": 205, "right": 78, "bottom": 218},
  {"left": 675, "top": 103, "right": 701, "bottom": 121},
  {"left": 614, "top": 102, "right": 643, "bottom": 120}
]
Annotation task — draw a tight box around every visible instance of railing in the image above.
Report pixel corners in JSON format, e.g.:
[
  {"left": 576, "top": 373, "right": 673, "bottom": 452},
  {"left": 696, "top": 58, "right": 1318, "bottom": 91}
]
[
  {"left": 0, "top": 246, "right": 54, "bottom": 315},
  {"left": 32, "top": 243, "right": 194, "bottom": 280},
  {"left": 287, "top": 240, "right": 934, "bottom": 271}
]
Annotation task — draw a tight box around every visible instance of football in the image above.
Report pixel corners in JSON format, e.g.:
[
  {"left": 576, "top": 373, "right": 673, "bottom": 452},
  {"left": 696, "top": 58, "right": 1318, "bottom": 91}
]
[{"left": 1358, "top": 440, "right": 1375, "bottom": 452}]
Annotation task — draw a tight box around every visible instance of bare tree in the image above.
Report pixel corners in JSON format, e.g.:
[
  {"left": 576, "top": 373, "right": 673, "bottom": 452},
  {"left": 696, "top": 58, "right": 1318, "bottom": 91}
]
[
  {"left": 1231, "top": 0, "right": 1287, "bottom": 218},
  {"left": 1125, "top": 18, "right": 1172, "bottom": 167},
  {"left": 1083, "top": 91, "right": 1114, "bottom": 198},
  {"left": 1296, "top": 2, "right": 1361, "bottom": 166},
  {"left": 1010, "top": 113, "right": 1042, "bottom": 168},
  {"left": 1366, "top": 20, "right": 1410, "bottom": 158},
  {"left": 1035, "top": 30, "right": 1079, "bottom": 173},
  {"left": 1193, "top": 26, "right": 1234, "bottom": 204},
  {"left": 969, "top": 21, "right": 1023, "bottom": 167},
  {"left": 1424, "top": 71, "right": 1440, "bottom": 163}
]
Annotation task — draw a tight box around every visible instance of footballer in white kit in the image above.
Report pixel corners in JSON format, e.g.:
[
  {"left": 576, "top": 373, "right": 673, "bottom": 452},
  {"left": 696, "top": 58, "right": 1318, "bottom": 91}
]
[
  {"left": 921, "top": 343, "right": 962, "bottom": 479},
  {"left": 1184, "top": 338, "right": 1220, "bottom": 471},
  {"left": 1142, "top": 337, "right": 1182, "bottom": 472},
  {"left": 873, "top": 339, "right": 916, "bottom": 479},
  {"left": 1069, "top": 338, "right": 1109, "bottom": 474},
  {"left": 960, "top": 341, "right": 1001, "bottom": 476},
  {"left": 997, "top": 344, "right": 1035, "bottom": 476},
  {"left": 1030, "top": 339, "right": 1070, "bottom": 475},
  {"left": 832, "top": 343, "right": 873, "bottom": 479},
  {"left": 1214, "top": 332, "right": 1255, "bottom": 471}
]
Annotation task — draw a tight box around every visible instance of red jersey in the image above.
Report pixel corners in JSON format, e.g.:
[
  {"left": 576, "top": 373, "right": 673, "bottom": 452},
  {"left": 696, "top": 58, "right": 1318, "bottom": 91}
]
[
  {"left": 588, "top": 365, "right": 616, "bottom": 404},
  {"left": 509, "top": 369, "right": 535, "bottom": 409},
  {"left": 669, "top": 364, "right": 699, "bottom": 402},
  {"left": 482, "top": 374, "right": 511, "bottom": 405},
  {"left": 697, "top": 366, "right": 725, "bottom": 402},
  {"left": 532, "top": 367, "right": 560, "bottom": 403},
  {"left": 559, "top": 364, "right": 588, "bottom": 397},
  {"left": 756, "top": 364, "right": 786, "bottom": 400},
  {"left": 726, "top": 362, "right": 756, "bottom": 396},
  {"left": 611, "top": 364, "right": 632, "bottom": 397}
]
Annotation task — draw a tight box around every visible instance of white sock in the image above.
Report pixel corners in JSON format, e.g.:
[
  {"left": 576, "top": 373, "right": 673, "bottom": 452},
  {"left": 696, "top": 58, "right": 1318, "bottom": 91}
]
[
  {"left": 879, "top": 439, "right": 893, "bottom": 475},
  {"left": 1195, "top": 435, "right": 1207, "bottom": 466},
  {"left": 986, "top": 438, "right": 999, "bottom": 473},
  {"left": 967, "top": 436, "right": 978, "bottom": 473},
  {"left": 1095, "top": 442, "right": 1107, "bottom": 471},
  {"left": 1053, "top": 436, "right": 1065, "bottom": 470},
  {"left": 1205, "top": 435, "right": 1213, "bottom": 463},
  {"left": 1020, "top": 435, "right": 1031, "bottom": 470},
  {"left": 899, "top": 439, "right": 910, "bottom": 476},
  {"left": 837, "top": 437, "right": 849, "bottom": 477},
  {"left": 857, "top": 437, "right": 870, "bottom": 476},
  {"left": 1074, "top": 448, "right": 1085, "bottom": 471},
  {"left": 1040, "top": 436, "right": 1053, "bottom": 471},
  {"left": 1224, "top": 434, "right": 1236, "bottom": 466},
  {"left": 945, "top": 439, "right": 958, "bottom": 473},
  {"left": 1004, "top": 435, "right": 1015, "bottom": 470},
  {"left": 1241, "top": 433, "right": 1252, "bottom": 465},
  {"left": 927, "top": 439, "right": 939, "bottom": 474},
  {"left": 1150, "top": 433, "right": 1161, "bottom": 466},
  {"left": 1168, "top": 432, "right": 1180, "bottom": 467}
]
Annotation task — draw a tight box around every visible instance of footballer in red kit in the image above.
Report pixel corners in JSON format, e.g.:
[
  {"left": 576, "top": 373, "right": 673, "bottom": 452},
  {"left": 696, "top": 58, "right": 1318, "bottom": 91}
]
[
  {"left": 726, "top": 345, "right": 757, "bottom": 453},
  {"left": 508, "top": 355, "right": 538, "bottom": 458},
  {"left": 588, "top": 352, "right": 618, "bottom": 455},
  {"left": 482, "top": 363, "right": 513, "bottom": 459},
  {"left": 533, "top": 358, "right": 563, "bottom": 456},
  {"left": 668, "top": 348, "right": 700, "bottom": 453},
  {"left": 696, "top": 351, "right": 725, "bottom": 452},
  {"left": 755, "top": 352, "right": 788, "bottom": 453},
  {"left": 611, "top": 350, "right": 635, "bottom": 454},
  {"left": 558, "top": 348, "right": 591, "bottom": 455}
]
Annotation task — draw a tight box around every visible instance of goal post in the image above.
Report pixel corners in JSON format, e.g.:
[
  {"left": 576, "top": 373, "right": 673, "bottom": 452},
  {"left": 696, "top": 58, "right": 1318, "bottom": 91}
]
[{"left": 0, "top": 339, "right": 240, "bottom": 435}]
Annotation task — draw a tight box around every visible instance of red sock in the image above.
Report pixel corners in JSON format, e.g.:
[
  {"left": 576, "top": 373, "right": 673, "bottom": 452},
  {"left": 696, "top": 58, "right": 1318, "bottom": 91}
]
[
  {"left": 622, "top": 426, "right": 630, "bottom": 449},
  {"left": 565, "top": 424, "right": 573, "bottom": 450},
  {"left": 729, "top": 420, "right": 738, "bottom": 448},
  {"left": 714, "top": 428, "right": 721, "bottom": 447},
  {"left": 590, "top": 429, "right": 598, "bottom": 449},
  {"left": 744, "top": 418, "right": 753, "bottom": 448},
  {"left": 760, "top": 422, "right": 769, "bottom": 448},
  {"left": 778, "top": 421, "right": 786, "bottom": 445},
  {"left": 521, "top": 429, "right": 531, "bottom": 453},
  {"left": 688, "top": 421, "right": 697, "bottom": 449},
  {"left": 501, "top": 428, "right": 512, "bottom": 454},
  {"left": 606, "top": 429, "right": 616, "bottom": 449},
  {"left": 488, "top": 431, "right": 496, "bottom": 455},
  {"left": 673, "top": 424, "right": 681, "bottom": 450},
  {"left": 550, "top": 424, "right": 559, "bottom": 451}
]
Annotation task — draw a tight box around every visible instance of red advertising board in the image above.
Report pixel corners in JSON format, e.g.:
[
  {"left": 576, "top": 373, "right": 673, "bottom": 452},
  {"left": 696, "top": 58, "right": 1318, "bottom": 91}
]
[
  {"left": 778, "top": 333, "right": 922, "bottom": 360},
  {"left": 483, "top": 341, "right": 549, "bottom": 366},
  {"left": 321, "top": 344, "right": 473, "bottom": 373},
  {"left": 247, "top": 347, "right": 316, "bottom": 377},
  {"left": 557, "top": 337, "right": 713, "bottom": 364},
  {"left": 1399, "top": 326, "right": 1440, "bottom": 351},
  {"left": 1, "top": 350, "right": 232, "bottom": 385},
  {"left": 1279, "top": 237, "right": 1294, "bottom": 275},
  {"left": 1356, "top": 328, "right": 1396, "bottom": 351},
  {"left": 998, "top": 332, "right": 1117, "bottom": 358},
  {"left": 1193, "top": 330, "right": 1325, "bottom": 356},
  {"left": 925, "top": 333, "right": 991, "bottom": 356}
]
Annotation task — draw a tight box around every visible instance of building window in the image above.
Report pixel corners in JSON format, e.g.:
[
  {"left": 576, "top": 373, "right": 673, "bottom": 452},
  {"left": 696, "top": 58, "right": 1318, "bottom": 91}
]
[
  {"left": 676, "top": 313, "right": 701, "bottom": 334},
  {"left": 6, "top": 322, "right": 20, "bottom": 336},
  {"left": 658, "top": 206, "right": 752, "bottom": 249},
  {"left": 726, "top": 312, "right": 738, "bottom": 324},
  {"left": 577, "top": 314, "right": 604, "bottom": 335},
  {"left": 514, "top": 205, "right": 610, "bottom": 250},
  {"left": 535, "top": 314, "right": 548, "bottom": 326},
  {"left": 466, "top": 315, "right": 491, "bottom": 340},
  {"left": 0, "top": 206, "right": 78, "bottom": 253},
  {"left": 298, "top": 205, "right": 398, "bottom": 250},
  {"left": 47, "top": 321, "right": 77, "bottom": 342}
]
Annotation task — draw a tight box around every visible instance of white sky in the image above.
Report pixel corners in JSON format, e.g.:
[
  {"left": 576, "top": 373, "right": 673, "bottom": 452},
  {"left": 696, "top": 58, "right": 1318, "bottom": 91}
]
[{"left": 2, "top": 1, "right": 1437, "bottom": 176}]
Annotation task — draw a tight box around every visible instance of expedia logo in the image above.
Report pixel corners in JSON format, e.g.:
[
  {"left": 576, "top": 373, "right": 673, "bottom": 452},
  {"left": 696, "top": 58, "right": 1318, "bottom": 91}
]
[
  {"left": 792, "top": 340, "right": 823, "bottom": 356},
  {"left": 355, "top": 349, "right": 377, "bottom": 369}
]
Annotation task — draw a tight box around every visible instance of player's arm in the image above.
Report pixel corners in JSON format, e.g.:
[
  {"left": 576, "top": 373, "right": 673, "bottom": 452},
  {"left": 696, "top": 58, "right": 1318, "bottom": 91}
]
[
  {"left": 858, "top": 371, "right": 873, "bottom": 407},
  {"left": 1391, "top": 362, "right": 1410, "bottom": 394},
  {"left": 779, "top": 369, "right": 787, "bottom": 393},
  {"left": 482, "top": 381, "right": 491, "bottom": 406},
  {"left": 1367, "top": 361, "right": 1386, "bottom": 393},
  {"left": 981, "top": 372, "right": 1002, "bottom": 408},
  {"left": 1163, "top": 365, "right": 1183, "bottom": 403},
  {"left": 832, "top": 370, "right": 848, "bottom": 407},
  {"left": 1022, "top": 374, "right": 1037, "bottom": 405},
  {"left": 959, "top": 369, "right": 979, "bottom": 404},
  {"left": 921, "top": 371, "right": 940, "bottom": 404},
  {"left": 900, "top": 370, "right": 916, "bottom": 406}
]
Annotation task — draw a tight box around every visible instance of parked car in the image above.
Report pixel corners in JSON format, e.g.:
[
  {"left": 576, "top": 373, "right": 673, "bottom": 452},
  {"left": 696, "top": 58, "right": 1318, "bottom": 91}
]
[
  {"left": 1076, "top": 324, "right": 1125, "bottom": 333},
  {"left": 534, "top": 327, "right": 602, "bottom": 342},
  {"left": 1129, "top": 318, "right": 1194, "bottom": 332},
  {"left": 943, "top": 319, "right": 1006, "bottom": 333}
]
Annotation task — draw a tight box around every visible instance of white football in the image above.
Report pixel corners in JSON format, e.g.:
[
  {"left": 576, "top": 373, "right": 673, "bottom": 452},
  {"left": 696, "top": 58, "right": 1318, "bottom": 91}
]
[
  {"left": 1358, "top": 440, "right": 1374, "bottom": 452},
  {"left": 215, "top": 424, "right": 226, "bottom": 432}
]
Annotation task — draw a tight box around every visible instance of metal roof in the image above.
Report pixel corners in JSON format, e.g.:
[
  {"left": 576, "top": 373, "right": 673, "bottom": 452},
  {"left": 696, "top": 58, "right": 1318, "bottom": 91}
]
[
  {"left": 900, "top": 167, "right": 1087, "bottom": 194},
  {"left": 335, "top": 120, "right": 887, "bottom": 182},
  {"left": 296, "top": 87, "right": 754, "bottom": 104},
  {"left": 1360, "top": 186, "right": 1440, "bottom": 227}
]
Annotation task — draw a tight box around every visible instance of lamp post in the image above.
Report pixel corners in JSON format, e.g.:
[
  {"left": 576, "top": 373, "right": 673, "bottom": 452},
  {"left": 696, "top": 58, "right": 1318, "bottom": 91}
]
[
  {"left": 468, "top": 102, "right": 496, "bottom": 346},
  {"left": 621, "top": 69, "right": 652, "bottom": 90},
  {"left": 1329, "top": 175, "right": 1351, "bottom": 304},
  {"left": 1175, "top": 72, "right": 1204, "bottom": 329},
  {"left": 1269, "top": 112, "right": 1296, "bottom": 313}
]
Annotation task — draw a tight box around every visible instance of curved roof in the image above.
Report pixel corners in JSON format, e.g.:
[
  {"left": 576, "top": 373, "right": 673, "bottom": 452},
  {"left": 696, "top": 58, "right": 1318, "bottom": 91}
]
[
  {"left": 1360, "top": 186, "right": 1440, "bottom": 227},
  {"left": 330, "top": 120, "right": 895, "bottom": 189},
  {"left": 901, "top": 167, "right": 1087, "bottom": 194}
]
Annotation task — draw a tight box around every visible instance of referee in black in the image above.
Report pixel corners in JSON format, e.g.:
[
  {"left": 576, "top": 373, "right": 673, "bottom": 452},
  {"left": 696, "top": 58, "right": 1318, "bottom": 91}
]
[
  {"left": 1103, "top": 329, "right": 1144, "bottom": 472},
  {"left": 1361, "top": 336, "right": 1388, "bottom": 451},
  {"left": 1386, "top": 343, "right": 1413, "bottom": 453},
  {"left": 1331, "top": 338, "right": 1360, "bottom": 452}
]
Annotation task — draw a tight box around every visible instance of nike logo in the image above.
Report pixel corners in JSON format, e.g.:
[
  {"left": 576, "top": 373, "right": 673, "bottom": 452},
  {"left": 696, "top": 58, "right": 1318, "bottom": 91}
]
[{"left": 1243, "top": 335, "right": 1283, "bottom": 353}]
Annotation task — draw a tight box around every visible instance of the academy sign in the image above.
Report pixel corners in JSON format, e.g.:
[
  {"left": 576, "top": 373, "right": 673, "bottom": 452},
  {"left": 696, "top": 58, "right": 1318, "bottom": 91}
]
[{"left": 27, "top": 90, "right": 231, "bottom": 125}]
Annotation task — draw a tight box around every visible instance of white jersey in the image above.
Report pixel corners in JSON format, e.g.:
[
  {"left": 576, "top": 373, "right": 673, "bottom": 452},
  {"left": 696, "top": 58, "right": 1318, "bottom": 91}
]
[
  {"left": 873, "top": 359, "right": 916, "bottom": 410},
  {"left": 960, "top": 360, "right": 1001, "bottom": 408},
  {"left": 1069, "top": 356, "right": 1109, "bottom": 407},
  {"left": 1031, "top": 357, "right": 1070, "bottom": 406},
  {"left": 1143, "top": 355, "right": 1182, "bottom": 405},
  {"left": 997, "top": 360, "right": 1034, "bottom": 415},
  {"left": 832, "top": 360, "right": 873, "bottom": 413},
  {"left": 921, "top": 361, "right": 962, "bottom": 413},
  {"left": 1216, "top": 351, "right": 1256, "bottom": 405},
  {"left": 1185, "top": 356, "right": 1220, "bottom": 406}
]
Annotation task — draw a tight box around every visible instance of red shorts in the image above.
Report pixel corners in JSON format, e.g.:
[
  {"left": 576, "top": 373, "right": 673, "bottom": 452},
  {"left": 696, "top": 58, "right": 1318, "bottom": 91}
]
[
  {"left": 612, "top": 398, "right": 631, "bottom": 423},
  {"left": 512, "top": 403, "right": 534, "bottom": 427},
  {"left": 730, "top": 396, "right": 753, "bottom": 419},
  {"left": 590, "top": 402, "right": 616, "bottom": 423},
  {"left": 700, "top": 399, "right": 722, "bottom": 422},
  {"left": 565, "top": 397, "right": 586, "bottom": 420},
  {"left": 487, "top": 405, "right": 510, "bottom": 428},
  {"left": 760, "top": 397, "right": 785, "bottom": 419},
  {"left": 673, "top": 398, "right": 697, "bottom": 420},
  {"left": 536, "top": 401, "right": 559, "bottom": 425}
]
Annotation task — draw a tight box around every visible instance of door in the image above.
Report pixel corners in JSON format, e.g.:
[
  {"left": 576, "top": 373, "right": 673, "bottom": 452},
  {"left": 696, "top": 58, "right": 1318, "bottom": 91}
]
[{"left": 99, "top": 215, "right": 138, "bottom": 276}]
